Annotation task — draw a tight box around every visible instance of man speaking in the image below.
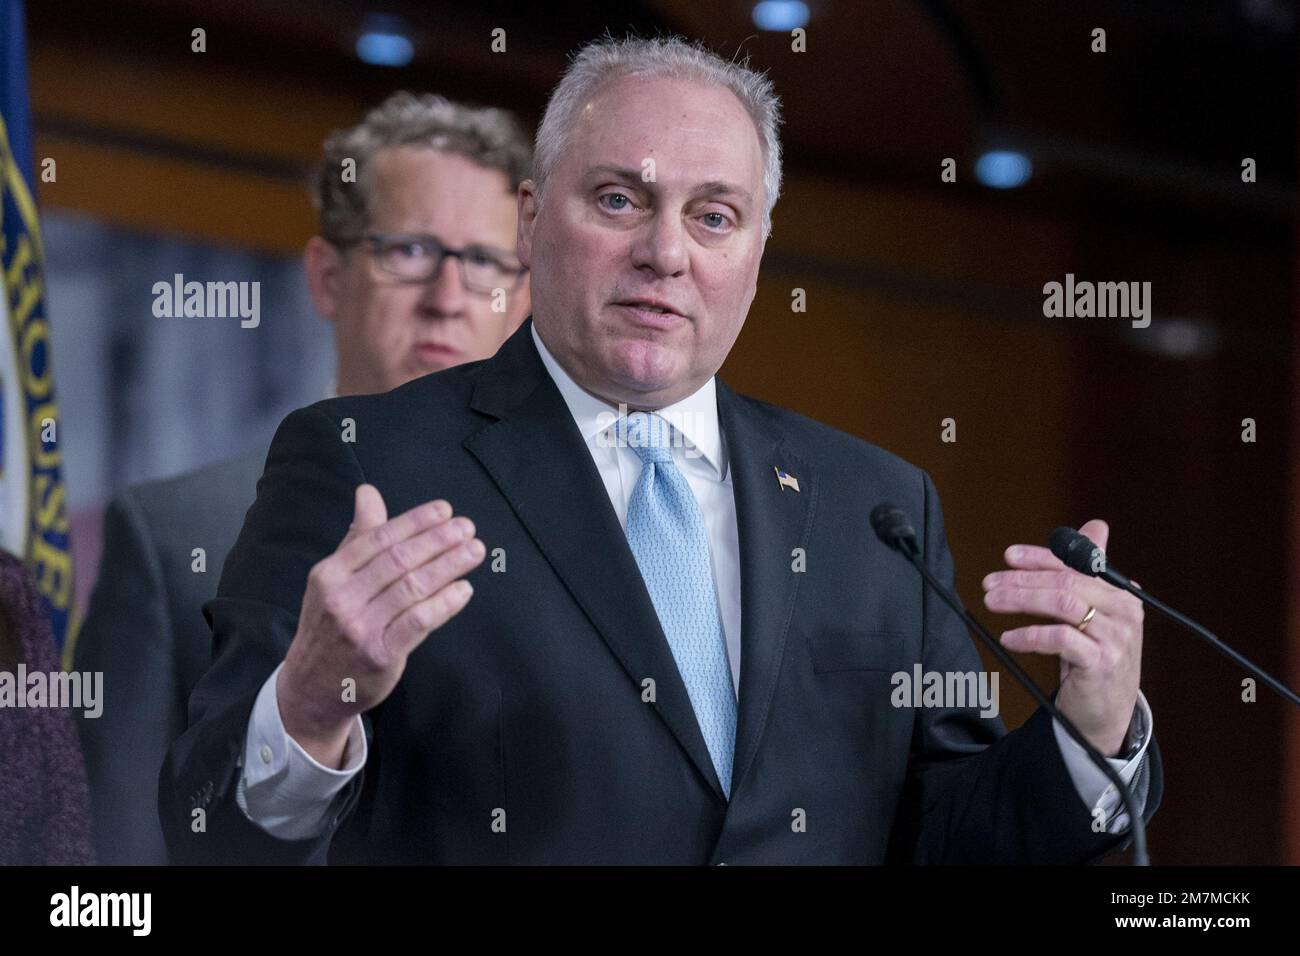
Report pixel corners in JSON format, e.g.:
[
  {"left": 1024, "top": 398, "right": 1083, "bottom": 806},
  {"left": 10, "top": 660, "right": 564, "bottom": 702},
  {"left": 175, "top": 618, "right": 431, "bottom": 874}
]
[{"left": 162, "top": 35, "right": 1160, "bottom": 864}]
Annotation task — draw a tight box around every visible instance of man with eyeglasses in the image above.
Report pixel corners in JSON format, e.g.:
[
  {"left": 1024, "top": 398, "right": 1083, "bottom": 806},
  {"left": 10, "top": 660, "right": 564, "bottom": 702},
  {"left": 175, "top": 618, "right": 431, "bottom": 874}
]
[{"left": 75, "top": 92, "right": 532, "bottom": 864}]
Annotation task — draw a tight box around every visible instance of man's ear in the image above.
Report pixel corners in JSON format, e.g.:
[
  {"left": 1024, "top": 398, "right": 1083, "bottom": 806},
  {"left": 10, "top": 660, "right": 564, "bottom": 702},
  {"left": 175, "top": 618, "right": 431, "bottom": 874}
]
[
  {"left": 304, "top": 236, "right": 344, "bottom": 323},
  {"left": 517, "top": 179, "right": 539, "bottom": 269}
]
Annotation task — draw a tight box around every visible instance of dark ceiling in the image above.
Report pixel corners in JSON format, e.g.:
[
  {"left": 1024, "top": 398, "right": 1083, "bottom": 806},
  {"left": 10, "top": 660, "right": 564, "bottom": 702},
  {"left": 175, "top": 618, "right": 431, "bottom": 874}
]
[{"left": 28, "top": 0, "right": 1298, "bottom": 235}]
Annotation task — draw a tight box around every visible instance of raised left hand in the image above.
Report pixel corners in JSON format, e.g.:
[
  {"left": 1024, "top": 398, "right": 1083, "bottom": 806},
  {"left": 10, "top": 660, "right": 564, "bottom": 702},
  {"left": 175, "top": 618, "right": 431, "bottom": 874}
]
[{"left": 980, "top": 518, "right": 1142, "bottom": 756}]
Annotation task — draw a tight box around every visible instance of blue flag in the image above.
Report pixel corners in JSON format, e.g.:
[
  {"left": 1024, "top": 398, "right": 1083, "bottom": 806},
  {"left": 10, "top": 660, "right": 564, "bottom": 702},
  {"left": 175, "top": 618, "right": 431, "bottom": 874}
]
[{"left": 1, "top": 0, "right": 78, "bottom": 659}]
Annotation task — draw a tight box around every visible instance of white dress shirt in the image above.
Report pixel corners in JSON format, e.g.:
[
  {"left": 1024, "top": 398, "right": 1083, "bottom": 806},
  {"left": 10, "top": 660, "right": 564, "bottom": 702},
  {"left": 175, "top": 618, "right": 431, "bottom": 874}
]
[{"left": 238, "top": 322, "right": 1152, "bottom": 843}]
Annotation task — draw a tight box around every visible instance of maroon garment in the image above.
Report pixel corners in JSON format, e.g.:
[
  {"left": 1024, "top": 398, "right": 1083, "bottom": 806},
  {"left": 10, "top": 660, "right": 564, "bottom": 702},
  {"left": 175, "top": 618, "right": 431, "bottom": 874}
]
[{"left": 0, "top": 549, "right": 95, "bottom": 865}]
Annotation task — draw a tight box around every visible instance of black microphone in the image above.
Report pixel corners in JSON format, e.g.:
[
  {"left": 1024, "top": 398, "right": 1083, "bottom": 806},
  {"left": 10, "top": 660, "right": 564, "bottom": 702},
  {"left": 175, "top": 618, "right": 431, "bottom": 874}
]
[
  {"left": 869, "top": 503, "right": 920, "bottom": 558},
  {"left": 871, "top": 503, "right": 1150, "bottom": 865},
  {"left": 1050, "top": 527, "right": 1300, "bottom": 709},
  {"left": 1049, "top": 526, "right": 1128, "bottom": 586}
]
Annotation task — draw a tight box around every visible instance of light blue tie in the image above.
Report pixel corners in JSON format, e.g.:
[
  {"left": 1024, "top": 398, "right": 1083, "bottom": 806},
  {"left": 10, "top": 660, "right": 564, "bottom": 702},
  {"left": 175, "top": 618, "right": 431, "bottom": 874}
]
[{"left": 616, "top": 410, "right": 737, "bottom": 797}]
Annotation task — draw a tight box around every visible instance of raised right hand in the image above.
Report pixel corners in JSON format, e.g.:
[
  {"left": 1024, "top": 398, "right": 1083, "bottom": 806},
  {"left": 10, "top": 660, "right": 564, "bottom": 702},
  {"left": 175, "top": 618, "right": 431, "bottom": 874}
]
[{"left": 277, "top": 483, "right": 485, "bottom": 767}]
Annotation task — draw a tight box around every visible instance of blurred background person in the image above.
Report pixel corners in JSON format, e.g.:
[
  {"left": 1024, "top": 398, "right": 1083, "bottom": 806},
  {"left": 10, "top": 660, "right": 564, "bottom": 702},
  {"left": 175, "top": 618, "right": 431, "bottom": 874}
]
[
  {"left": 0, "top": 549, "right": 94, "bottom": 865},
  {"left": 72, "top": 91, "right": 533, "bottom": 864}
]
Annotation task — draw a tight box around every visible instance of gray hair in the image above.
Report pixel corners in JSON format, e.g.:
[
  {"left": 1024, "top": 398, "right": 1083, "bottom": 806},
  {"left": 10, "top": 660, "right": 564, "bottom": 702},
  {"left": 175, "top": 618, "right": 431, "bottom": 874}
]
[
  {"left": 533, "top": 35, "right": 783, "bottom": 239},
  {"left": 314, "top": 91, "right": 533, "bottom": 247}
]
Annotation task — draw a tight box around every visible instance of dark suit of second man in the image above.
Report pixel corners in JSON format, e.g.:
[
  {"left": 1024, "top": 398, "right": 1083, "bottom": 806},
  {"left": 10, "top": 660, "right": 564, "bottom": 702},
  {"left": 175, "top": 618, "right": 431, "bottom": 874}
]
[{"left": 75, "top": 92, "right": 533, "bottom": 863}]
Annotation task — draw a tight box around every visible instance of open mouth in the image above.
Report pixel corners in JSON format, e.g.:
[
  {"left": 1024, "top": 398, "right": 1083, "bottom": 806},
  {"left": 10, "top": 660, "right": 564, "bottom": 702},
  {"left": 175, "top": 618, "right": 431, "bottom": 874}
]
[{"left": 617, "top": 302, "right": 687, "bottom": 328}]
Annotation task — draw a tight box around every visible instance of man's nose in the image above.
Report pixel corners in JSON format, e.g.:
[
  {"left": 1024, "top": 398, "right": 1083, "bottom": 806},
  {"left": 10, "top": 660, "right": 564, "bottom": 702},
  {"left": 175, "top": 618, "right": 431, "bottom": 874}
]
[
  {"left": 632, "top": 213, "right": 688, "bottom": 278},
  {"left": 417, "top": 255, "right": 470, "bottom": 315}
]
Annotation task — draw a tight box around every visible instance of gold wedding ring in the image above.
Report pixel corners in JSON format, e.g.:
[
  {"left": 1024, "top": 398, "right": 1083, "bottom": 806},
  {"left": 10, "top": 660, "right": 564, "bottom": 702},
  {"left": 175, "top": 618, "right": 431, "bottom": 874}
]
[{"left": 1076, "top": 605, "right": 1098, "bottom": 632}]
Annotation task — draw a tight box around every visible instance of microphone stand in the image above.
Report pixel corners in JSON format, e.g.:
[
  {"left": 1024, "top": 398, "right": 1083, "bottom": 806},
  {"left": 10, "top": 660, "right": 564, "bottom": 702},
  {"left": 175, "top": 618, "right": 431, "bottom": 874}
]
[{"left": 1089, "top": 564, "right": 1300, "bottom": 710}]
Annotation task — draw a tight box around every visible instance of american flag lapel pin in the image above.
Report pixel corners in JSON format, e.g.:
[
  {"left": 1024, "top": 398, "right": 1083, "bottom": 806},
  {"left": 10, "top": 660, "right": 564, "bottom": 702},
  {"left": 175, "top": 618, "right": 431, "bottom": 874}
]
[{"left": 774, "top": 466, "right": 800, "bottom": 492}]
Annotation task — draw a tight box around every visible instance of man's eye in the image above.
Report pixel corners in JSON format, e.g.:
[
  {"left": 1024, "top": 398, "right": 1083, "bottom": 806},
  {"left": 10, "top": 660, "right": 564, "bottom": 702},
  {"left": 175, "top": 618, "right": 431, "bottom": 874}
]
[
  {"left": 393, "top": 242, "right": 431, "bottom": 258},
  {"left": 701, "top": 212, "right": 730, "bottom": 230},
  {"left": 598, "top": 192, "right": 634, "bottom": 212},
  {"left": 465, "top": 248, "right": 496, "bottom": 267}
]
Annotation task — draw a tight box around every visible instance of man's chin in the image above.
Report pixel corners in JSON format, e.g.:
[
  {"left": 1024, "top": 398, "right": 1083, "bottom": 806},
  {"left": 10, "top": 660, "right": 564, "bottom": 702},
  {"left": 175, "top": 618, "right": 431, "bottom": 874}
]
[
  {"left": 383, "top": 365, "right": 441, "bottom": 392},
  {"left": 408, "top": 357, "right": 453, "bottom": 378},
  {"left": 603, "top": 368, "right": 693, "bottom": 409},
  {"left": 609, "top": 338, "right": 682, "bottom": 379}
]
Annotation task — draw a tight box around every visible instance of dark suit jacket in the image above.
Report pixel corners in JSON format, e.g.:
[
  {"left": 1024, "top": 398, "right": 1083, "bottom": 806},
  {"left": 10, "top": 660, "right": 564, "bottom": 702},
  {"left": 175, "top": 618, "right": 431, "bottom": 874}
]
[
  {"left": 161, "top": 317, "right": 1162, "bottom": 864},
  {"left": 75, "top": 451, "right": 264, "bottom": 864}
]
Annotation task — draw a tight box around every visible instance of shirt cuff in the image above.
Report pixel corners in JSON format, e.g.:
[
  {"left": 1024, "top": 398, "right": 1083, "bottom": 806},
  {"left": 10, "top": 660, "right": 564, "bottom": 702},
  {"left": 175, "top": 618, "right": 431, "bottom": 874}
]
[
  {"left": 1052, "top": 690, "right": 1153, "bottom": 834},
  {"left": 235, "top": 661, "right": 366, "bottom": 840}
]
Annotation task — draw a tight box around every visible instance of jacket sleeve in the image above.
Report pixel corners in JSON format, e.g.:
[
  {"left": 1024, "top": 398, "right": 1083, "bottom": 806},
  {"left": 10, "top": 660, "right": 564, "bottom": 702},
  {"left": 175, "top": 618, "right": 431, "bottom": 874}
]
[
  {"left": 74, "top": 491, "right": 178, "bottom": 864},
  {"left": 884, "top": 470, "right": 1163, "bottom": 864},
  {"left": 159, "top": 403, "right": 368, "bottom": 864}
]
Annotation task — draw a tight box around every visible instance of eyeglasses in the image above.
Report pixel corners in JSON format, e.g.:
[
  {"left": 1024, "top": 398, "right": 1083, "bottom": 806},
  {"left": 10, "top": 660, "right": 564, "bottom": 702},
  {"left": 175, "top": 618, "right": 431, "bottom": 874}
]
[{"left": 352, "top": 232, "right": 528, "bottom": 294}]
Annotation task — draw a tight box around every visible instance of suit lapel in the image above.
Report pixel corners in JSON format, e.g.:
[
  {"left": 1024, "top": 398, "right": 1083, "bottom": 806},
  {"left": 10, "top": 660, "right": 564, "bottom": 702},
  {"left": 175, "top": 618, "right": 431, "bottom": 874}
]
[
  {"left": 715, "top": 379, "right": 817, "bottom": 798},
  {"left": 463, "top": 318, "right": 726, "bottom": 800}
]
